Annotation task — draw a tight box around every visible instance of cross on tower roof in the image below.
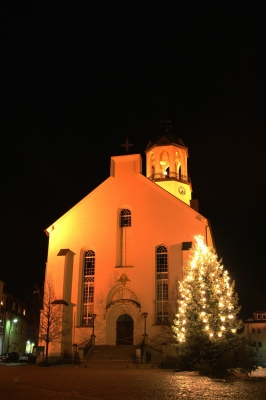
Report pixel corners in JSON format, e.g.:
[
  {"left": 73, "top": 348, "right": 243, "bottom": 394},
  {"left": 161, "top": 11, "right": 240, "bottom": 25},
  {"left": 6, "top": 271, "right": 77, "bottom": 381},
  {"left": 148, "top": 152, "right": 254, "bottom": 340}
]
[
  {"left": 121, "top": 139, "right": 133, "bottom": 152},
  {"left": 160, "top": 118, "right": 172, "bottom": 133}
]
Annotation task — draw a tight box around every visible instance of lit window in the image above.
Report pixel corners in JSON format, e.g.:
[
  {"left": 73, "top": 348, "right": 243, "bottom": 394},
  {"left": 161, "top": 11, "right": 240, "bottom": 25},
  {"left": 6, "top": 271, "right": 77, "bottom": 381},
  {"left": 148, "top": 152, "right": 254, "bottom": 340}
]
[{"left": 23, "top": 309, "right": 26, "bottom": 316}]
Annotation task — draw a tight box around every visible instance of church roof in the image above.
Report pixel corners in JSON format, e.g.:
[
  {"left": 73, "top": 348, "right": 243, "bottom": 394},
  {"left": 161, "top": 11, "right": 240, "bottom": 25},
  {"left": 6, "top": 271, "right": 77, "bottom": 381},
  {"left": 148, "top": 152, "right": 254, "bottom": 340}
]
[{"left": 145, "top": 134, "right": 187, "bottom": 152}]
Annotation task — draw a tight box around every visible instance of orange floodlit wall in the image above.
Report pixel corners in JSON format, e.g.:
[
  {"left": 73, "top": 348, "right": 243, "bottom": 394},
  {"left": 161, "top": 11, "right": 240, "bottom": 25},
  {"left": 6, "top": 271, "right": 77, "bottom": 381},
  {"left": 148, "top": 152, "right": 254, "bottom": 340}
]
[{"left": 44, "top": 152, "right": 212, "bottom": 356}]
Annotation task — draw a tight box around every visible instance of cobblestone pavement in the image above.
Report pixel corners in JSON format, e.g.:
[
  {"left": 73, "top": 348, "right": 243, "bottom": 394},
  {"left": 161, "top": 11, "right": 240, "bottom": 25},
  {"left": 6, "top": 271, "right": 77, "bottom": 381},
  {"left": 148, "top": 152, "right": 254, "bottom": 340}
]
[{"left": 1, "top": 364, "right": 266, "bottom": 399}]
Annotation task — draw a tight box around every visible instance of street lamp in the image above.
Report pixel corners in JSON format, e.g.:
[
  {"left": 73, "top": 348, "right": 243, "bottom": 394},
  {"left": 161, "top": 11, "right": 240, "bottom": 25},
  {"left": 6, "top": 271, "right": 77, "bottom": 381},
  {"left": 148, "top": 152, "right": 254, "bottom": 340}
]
[
  {"left": 90, "top": 314, "right": 97, "bottom": 346},
  {"left": 142, "top": 312, "right": 148, "bottom": 337},
  {"left": 92, "top": 314, "right": 97, "bottom": 337}
]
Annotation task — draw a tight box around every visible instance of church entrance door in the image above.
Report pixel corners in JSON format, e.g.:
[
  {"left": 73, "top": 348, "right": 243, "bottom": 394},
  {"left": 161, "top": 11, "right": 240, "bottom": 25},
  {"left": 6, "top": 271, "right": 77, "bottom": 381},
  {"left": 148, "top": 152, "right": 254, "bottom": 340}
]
[{"left": 116, "top": 314, "right": 133, "bottom": 345}]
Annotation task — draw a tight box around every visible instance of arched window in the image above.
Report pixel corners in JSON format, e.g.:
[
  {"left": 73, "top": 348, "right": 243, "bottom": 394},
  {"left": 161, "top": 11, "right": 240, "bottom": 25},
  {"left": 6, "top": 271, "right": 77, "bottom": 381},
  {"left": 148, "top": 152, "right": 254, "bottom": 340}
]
[
  {"left": 150, "top": 152, "right": 155, "bottom": 178},
  {"left": 156, "top": 246, "right": 168, "bottom": 323},
  {"left": 156, "top": 245, "right": 168, "bottom": 272},
  {"left": 120, "top": 209, "right": 131, "bottom": 227},
  {"left": 175, "top": 151, "right": 181, "bottom": 179},
  {"left": 178, "top": 165, "right": 182, "bottom": 180},
  {"left": 119, "top": 209, "right": 132, "bottom": 266},
  {"left": 81, "top": 250, "right": 95, "bottom": 326},
  {"left": 160, "top": 150, "right": 169, "bottom": 176}
]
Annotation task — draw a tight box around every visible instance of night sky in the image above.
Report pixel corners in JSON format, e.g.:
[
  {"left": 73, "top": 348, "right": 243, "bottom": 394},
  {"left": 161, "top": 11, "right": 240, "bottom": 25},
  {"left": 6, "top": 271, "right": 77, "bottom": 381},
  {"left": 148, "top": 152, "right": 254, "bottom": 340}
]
[{"left": 1, "top": 2, "right": 265, "bottom": 319}]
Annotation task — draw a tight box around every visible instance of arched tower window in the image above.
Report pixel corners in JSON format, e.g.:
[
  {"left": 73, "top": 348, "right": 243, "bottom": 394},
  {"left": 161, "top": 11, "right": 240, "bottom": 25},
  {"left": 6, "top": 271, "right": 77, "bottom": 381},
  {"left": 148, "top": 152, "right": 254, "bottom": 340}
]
[
  {"left": 150, "top": 152, "right": 155, "bottom": 178},
  {"left": 160, "top": 150, "right": 169, "bottom": 176},
  {"left": 156, "top": 245, "right": 168, "bottom": 323},
  {"left": 119, "top": 209, "right": 132, "bottom": 266},
  {"left": 81, "top": 250, "right": 95, "bottom": 326},
  {"left": 175, "top": 151, "right": 181, "bottom": 179}
]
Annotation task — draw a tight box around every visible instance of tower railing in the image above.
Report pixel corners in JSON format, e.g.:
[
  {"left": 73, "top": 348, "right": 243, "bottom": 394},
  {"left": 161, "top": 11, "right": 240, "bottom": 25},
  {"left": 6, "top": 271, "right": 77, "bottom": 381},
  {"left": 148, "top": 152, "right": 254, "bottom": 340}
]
[{"left": 148, "top": 172, "right": 190, "bottom": 183}]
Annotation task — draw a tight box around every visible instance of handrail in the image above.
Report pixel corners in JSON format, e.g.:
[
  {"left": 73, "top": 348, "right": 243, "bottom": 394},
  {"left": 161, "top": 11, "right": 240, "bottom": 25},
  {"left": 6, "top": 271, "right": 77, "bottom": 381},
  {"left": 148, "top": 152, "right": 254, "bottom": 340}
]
[
  {"left": 145, "top": 337, "right": 163, "bottom": 353},
  {"left": 148, "top": 172, "right": 190, "bottom": 183},
  {"left": 115, "top": 337, "right": 133, "bottom": 345},
  {"left": 78, "top": 337, "right": 92, "bottom": 357},
  {"left": 78, "top": 338, "right": 91, "bottom": 349}
]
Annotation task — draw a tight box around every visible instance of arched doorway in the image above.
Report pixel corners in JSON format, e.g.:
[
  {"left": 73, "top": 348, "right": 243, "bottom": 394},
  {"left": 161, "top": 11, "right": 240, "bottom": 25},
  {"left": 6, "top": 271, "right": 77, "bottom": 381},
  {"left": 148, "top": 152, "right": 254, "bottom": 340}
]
[{"left": 116, "top": 314, "right": 133, "bottom": 345}]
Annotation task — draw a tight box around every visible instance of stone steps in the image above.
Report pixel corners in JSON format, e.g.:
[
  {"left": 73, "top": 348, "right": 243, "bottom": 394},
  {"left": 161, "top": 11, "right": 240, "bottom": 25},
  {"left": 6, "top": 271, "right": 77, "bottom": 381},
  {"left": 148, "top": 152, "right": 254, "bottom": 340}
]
[
  {"left": 84, "top": 345, "right": 139, "bottom": 366},
  {"left": 83, "top": 344, "right": 161, "bottom": 369}
]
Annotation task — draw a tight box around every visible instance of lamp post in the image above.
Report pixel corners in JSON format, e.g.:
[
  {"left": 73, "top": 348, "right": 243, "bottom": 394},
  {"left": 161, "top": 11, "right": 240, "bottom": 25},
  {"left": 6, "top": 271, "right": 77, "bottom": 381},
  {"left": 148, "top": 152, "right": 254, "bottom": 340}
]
[
  {"left": 7, "top": 318, "right": 17, "bottom": 352},
  {"left": 92, "top": 314, "right": 97, "bottom": 336},
  {"left": 91, "top": 314, "right": 97, "bottom": 345},
  {"left": 142, "top": 312, "right": 148, "bottom": 344}
]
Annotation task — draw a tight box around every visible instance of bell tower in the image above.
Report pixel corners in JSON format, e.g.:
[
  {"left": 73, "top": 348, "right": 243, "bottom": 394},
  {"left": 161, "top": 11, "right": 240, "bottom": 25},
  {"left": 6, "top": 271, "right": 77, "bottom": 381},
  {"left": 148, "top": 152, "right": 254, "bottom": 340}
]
[{"left": 145, "top": 134, "right": 192, "bottom": 206}]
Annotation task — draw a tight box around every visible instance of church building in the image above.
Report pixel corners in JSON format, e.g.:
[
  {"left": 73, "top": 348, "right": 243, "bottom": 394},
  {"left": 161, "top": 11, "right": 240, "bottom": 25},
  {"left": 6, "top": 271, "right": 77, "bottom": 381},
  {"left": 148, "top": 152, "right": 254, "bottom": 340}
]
[{"left": 42, "top": 134, "right": 214, "bottom": 360}]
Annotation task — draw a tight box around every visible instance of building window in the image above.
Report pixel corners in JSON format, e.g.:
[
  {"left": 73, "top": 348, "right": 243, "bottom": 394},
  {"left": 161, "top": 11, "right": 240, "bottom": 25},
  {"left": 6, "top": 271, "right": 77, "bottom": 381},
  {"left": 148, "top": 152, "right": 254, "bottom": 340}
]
[
  {"left": 120, "top": 209, "right": 131, "bottom": 227},
  {"left": 251, "top": 341, "right": 256, "bottom": 347},
  {"left": 119, "top": 209, "right": 131, "bottom": 266},
  {"left": 258, "top": 342, "right": 262, "bottom": 347},
  {"left": 157, "top": 283, "right": 168, "bottom": 301},
  {"left": 257, "top": 314, "right": 261, "bottom": 320},
  {"left": 257, "top": 328, "right": 261, "bottom": 334},
  {"left": 150, "top": 152, "right": 155, "bottom": 178},
  {"left": 81, "top": 250, "right": 95, "bottom": 326},
  {"left": 263, "top": 314, "right": 266, "bottom": 320},
  {"left": 12, "top": 302, "right": 16, "bottom": 311},
  {"left": 156, "top": 246, "right": 168, "bottom": 324},
  {"left": 252, "top": 328, "right": 256, "bottom": 334},
  {"left": 160, "top": 150, "right": 169, "bottom": 176}
]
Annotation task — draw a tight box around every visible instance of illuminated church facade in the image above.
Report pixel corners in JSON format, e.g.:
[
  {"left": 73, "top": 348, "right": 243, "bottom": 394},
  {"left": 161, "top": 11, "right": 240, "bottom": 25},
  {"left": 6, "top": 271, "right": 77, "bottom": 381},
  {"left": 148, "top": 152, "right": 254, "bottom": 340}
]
[{"left": 43, "top": 135, "right": 214, "bottom": 359}]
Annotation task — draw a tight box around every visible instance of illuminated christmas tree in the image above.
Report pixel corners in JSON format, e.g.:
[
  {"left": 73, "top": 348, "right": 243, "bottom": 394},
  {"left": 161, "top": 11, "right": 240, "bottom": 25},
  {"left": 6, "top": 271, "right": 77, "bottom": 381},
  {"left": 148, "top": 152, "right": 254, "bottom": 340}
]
[{"left": 173, "top": 235, "right": 241, "bottom": 343}]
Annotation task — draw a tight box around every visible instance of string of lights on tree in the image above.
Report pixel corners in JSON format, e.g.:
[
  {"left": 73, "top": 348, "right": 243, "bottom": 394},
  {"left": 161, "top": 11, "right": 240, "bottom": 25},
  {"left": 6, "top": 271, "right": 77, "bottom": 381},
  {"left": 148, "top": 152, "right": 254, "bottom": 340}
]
[{"left": 173, "top": 235, "right": 241, "bottom": 343}]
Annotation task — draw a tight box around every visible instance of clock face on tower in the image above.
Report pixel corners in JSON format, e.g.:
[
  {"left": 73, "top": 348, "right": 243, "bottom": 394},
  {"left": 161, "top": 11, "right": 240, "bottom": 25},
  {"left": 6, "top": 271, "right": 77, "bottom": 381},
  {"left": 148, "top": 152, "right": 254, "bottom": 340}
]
[{"left": 178, "top": 186, "right": 186, "bottom": 196}]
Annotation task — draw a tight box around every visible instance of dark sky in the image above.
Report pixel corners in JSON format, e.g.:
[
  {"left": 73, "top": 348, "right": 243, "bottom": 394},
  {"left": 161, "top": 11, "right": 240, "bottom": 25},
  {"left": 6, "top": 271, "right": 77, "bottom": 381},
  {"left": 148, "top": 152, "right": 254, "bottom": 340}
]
[{"left": 1, "top": 2, "right": 265, "bottom": 318}]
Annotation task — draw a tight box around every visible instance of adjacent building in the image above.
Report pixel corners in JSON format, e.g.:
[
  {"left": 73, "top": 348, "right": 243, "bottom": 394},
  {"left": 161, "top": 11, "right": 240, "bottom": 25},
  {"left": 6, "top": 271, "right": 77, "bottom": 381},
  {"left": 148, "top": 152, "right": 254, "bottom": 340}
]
[
  {"left": 2, "top": 293, "right": 29, "bottom": 355},
  {"left": 244, "top": 311, "right": 266, "bottom": 366},
  {"left": 0, "top": 280, "right": 5, "bottom": 352},
  {"left": 0, "top": 280, "right": 34, "bottom": 356}
]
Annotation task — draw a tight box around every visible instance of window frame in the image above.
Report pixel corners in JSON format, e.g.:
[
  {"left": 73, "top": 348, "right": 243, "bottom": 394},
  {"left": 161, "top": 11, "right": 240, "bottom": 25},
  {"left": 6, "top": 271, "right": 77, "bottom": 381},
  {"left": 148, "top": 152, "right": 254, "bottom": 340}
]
[
  {"left": 120, "top": 209, "right": 131, "bottom": 227},
  {"left": 81, "top": 250, "right": 95, "bottom": 326},
  {"left": 156, "top": 245, "right": 169, "bottom": 324}
]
